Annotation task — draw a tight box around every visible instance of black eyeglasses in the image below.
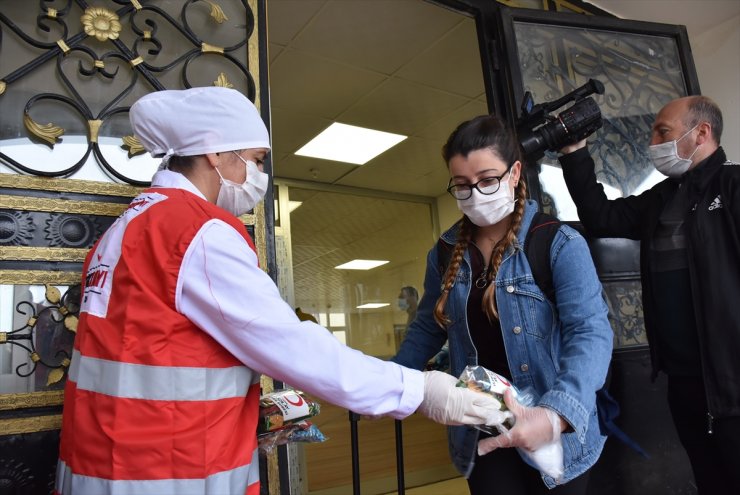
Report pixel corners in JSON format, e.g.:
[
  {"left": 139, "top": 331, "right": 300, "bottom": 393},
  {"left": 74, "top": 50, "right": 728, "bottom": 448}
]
[{"left": 446, "top": 171, "right": 510, "bottom": 200}]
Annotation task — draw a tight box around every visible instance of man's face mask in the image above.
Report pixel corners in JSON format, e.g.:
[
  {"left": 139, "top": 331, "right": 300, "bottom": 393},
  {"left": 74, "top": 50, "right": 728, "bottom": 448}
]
[
  {"left": 649, "top": 124, "right": 700, "bottom": 178},
  {"left": 215, "top": 152, "right": 269, "bottom": 216}
]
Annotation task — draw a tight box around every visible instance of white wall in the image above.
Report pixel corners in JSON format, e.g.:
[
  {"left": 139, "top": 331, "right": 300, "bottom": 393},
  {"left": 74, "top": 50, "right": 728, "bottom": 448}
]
[{"left": 691, "top": 13, "right": 740, "bottom": 159}]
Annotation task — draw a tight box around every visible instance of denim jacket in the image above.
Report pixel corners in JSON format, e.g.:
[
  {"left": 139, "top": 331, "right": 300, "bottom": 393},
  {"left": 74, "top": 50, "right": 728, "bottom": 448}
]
[{"left": 393, "top": 200, "right": 613, "bottom": 487}]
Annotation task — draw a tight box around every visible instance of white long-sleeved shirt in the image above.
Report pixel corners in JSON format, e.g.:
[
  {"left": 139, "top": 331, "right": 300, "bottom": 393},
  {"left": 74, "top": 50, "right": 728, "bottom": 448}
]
[{"left": 150, "top": 170, "right": 424, "bottom": 418}]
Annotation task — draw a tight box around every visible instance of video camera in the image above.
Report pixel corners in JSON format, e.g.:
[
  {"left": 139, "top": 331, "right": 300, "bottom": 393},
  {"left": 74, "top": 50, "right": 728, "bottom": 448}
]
[{"left": 516, "top": 78, "right": 606, "bottom": 161}]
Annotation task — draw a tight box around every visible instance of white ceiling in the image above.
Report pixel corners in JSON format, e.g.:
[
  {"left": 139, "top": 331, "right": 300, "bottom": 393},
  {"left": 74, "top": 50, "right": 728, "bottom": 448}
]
[
  {"left": 588, "top": 0, "right": 740, "bottom": 38},
  {"left": 267, "top": 0, "right": 486, "bottom": 198}
]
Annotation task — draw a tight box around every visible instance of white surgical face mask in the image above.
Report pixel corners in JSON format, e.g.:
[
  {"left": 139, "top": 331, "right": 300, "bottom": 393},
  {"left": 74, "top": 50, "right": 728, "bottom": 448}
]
[
  {"left": 215, "top": 152, "right": 269, "bottom": 216},
  {"left": 456, "top": 174, "right": 515, "bottom": 227},
  {"left": 649, "top": 125, "right": 700, "bottom": 178}
]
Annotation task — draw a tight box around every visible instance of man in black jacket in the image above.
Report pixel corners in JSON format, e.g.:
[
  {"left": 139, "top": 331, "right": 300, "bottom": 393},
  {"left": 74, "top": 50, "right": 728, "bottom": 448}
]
[{"left": 558, "top": 95, "right": 740, "bottom": 494}]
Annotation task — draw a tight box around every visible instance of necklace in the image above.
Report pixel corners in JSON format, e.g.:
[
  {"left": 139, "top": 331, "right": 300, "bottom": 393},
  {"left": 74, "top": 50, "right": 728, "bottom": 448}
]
[
  {"left": 471, "top": 241, "right": 493, "bottom": 289},
  {"left": 475, "top": 265, "right": 489, "bottom": 288}
]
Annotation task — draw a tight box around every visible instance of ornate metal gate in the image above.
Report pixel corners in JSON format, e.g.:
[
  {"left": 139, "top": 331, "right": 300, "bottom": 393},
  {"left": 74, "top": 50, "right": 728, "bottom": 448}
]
[{"left": 0, "top": 1, "right": 275, "bottom": 493}]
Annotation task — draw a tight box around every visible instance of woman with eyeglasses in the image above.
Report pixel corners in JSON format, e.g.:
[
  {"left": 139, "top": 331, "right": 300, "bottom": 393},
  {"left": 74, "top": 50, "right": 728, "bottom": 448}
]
[{"left": 392, "top": 115, "right": 613, "bottom": 495}]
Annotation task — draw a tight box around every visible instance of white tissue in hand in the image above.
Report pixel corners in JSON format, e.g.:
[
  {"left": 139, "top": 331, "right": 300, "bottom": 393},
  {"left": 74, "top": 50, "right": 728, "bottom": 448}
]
[{"left": 528, "top": 440, "right": 564, "bottom": 481}]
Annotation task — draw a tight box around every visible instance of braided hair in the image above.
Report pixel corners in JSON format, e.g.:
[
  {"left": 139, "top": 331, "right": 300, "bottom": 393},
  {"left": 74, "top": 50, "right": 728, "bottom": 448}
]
[{"left": 434, "top": 115, "right": 528, "bottom": 327}]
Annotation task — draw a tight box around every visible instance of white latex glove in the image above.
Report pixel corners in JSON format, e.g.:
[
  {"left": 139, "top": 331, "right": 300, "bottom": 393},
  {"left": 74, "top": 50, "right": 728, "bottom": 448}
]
[
  {"left": 417, "top": 371, "right": 506, "bottom": 426},
  {"left": 478, "top": 389, "right": 563, "bottom": 454}
]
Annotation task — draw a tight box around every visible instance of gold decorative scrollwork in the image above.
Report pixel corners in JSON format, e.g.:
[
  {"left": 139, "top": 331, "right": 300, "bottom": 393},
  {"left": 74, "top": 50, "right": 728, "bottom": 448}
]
[
  {"left": 88, "top": 119, "right": 103, "bottom": 143},
  {"left": 23, "top": 113, "right": 64, "bottom": 147},
  {"left": 2, "top": 0, "right": 259, "bottom": 184},
  {"left": 0, "top": 391, "right": 65, "bottom": 411},
  {"left": 81, "top": 7, "right": 122, "bottom": 42},
  {"left": 0, "top": 247, "right": 89, "bottom": 262},
  {"left": 122, "top": 135, "right": 145, "bottom": 158},
  {"left": 56, "top": 39, "right": 70, "bottom": 53},
  {"left": 205, "top": 1, "right": 229, "bottom": 23},
  {"left": 0, "top": 270, "right": 83, "bottom": 285},
  {"left": 0, "top": 415, "right": 63, "bottom": 435},
  {"left": 201, "top": 42, "right": 225, "bottom": 54},
  {"left": 0, "top": 194, "right": 128, "bottom": 217},
  {"left": 0, "top": 174, "right": 141, "bottom": 197},
  {"left": 47, "top": 365, "right": 68, "bottom": 387},
  {"left": 214, "top": 72, "right": 234, "bottom": 88}
]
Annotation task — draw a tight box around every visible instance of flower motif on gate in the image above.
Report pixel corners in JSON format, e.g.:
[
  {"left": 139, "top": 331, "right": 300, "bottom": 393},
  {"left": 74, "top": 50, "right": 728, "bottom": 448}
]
[{"left": 81, "top": 7, "right": 122, "bottom": 42}]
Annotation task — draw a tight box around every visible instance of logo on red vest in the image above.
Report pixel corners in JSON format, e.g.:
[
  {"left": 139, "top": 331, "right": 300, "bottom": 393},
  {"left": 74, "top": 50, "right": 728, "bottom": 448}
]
[
  {"left": 127, "top": 197, "right": 150, "bottom": 211},
  {"left": 83, "top": 263, "right": 110, "bottom": 304}
]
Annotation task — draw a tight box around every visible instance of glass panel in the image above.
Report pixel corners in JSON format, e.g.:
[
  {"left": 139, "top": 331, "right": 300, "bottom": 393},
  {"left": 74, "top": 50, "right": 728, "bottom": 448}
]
[
  {"left": 281, "top": 185, "right": 455, "bottom": 494},
  {"left": 512, "top": 22, "right": 688, "bottom": 219},
  {"left": 288, "top": 187, "right": 432, "bottom": 358}
]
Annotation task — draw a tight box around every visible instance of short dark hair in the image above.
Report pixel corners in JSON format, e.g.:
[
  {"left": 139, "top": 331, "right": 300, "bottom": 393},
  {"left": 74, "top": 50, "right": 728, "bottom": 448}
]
[
  {"left": 400, "top": 286, "right": 418, "bottom": 301},
  {"left": 167, "top": 155, "right": 197, "bottom": 171},
  {"left": 686, "top": 96, "right": 723, "bottom": 144}
]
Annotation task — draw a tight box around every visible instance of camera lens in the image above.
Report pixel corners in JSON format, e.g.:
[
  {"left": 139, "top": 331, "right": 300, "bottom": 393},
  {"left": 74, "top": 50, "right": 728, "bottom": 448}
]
[{"left": 518, "top": 97, "right": 603, "bottom": 158}]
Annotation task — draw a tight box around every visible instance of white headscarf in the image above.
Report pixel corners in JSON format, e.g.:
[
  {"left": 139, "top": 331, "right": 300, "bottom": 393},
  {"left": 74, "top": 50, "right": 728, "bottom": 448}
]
[{"left": 130, "top": 86, "right": 271, "bottom": 170}]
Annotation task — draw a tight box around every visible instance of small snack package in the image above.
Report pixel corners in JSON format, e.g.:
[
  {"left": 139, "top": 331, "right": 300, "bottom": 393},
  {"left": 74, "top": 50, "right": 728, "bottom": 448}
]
[
  {"left": 257, "top": 389, "right": 326, "bottom": 453},
  {"left": 457, "top": 365, "right": 564, "bottom": 482},
  {"left": 258, "top": 389, "right": 321, "bottom": 434},
  {"left": 456, "top": 365, "right": 523, "bottom": 432}
]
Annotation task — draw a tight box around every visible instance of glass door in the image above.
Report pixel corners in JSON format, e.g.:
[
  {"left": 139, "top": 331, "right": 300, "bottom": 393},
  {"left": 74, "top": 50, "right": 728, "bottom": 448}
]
[{"left": 494, "top": 6, "right": 700, "bottom": 493}]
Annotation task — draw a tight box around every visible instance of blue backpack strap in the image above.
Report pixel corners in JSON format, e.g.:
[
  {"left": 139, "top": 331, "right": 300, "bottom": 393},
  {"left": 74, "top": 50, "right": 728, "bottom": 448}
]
[{"left": 596, "top": 387, "right": 650, "bottom": 458}]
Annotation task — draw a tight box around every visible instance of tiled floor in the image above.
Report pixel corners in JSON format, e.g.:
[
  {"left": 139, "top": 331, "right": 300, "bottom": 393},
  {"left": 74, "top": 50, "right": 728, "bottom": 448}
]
[{"left": 382, "top": 477, "right": 467, "bottom": 495}]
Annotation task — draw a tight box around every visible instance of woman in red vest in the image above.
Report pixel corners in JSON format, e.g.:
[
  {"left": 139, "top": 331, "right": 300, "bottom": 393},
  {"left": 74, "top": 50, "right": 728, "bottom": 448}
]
[{"left": 55, "top": 87, "right": 505, "bottom": 495}]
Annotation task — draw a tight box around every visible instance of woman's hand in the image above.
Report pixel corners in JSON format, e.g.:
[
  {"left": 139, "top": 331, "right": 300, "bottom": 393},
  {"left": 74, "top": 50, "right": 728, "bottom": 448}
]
[{"left": 477, "top": 389, "right": 565, "bottom": 455}]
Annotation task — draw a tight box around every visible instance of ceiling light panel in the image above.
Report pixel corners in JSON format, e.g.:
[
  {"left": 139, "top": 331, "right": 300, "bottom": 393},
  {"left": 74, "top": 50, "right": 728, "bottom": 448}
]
[
  {"left": 335, "top": 259, "right": 389, "bottom": 270},
  {"left": 295, "top": 122, "right": 407, "bottom": 165}
]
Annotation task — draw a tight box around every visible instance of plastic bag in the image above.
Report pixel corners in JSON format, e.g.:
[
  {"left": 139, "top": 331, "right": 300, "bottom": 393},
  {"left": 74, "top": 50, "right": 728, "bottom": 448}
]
[
  {"left": 457, "top": 365, "right": 564, "bottom": 481},
  {"left": 257, "top": 420, "right": 327, "bottom": 453}
]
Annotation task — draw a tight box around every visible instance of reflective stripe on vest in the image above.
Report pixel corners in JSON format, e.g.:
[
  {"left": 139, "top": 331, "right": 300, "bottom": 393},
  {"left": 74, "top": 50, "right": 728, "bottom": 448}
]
[
  {"left": 69, "top": 349, "right": 256, "bottom": 400},
  {"left": 55, "top": 450, "right": 260, "bottom": 495}
]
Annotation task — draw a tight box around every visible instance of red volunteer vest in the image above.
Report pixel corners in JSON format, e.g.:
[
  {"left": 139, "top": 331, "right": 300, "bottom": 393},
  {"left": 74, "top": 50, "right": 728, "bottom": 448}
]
[{"left": 56, "top": 188, "right": 261, "bottom": 495}]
